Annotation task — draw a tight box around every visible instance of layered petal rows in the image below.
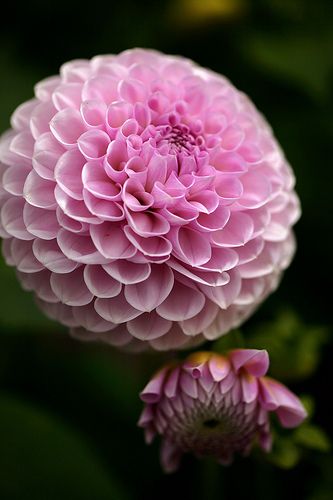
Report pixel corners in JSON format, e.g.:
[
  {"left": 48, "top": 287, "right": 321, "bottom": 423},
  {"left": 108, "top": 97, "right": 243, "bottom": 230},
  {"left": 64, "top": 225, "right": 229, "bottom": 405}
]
[
  {"left": 0, "top": 49, "right": 300, "bottom": 350},
  {"left": 139, "top": 350, "right": 307, "bottom": 472}
]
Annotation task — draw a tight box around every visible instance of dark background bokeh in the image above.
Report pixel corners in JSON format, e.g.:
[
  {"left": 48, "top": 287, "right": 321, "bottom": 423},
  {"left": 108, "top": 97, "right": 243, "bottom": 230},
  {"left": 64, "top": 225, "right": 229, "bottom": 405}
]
[{"left": 0, "top": 1, "right": 332, "bottom": 499}]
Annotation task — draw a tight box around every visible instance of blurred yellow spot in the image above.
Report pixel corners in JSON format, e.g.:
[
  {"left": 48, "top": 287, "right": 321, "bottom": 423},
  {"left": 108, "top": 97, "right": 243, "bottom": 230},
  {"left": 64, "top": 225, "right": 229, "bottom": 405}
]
[{"left": 170, "top": 0, "right": 246, "bottom": 26}]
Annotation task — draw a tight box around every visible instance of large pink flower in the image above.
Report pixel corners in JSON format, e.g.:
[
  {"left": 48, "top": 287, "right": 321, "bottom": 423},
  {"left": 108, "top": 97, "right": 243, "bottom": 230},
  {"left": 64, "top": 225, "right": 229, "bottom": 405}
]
[
  {"left": 139, "top": 350, "right": 307, "bottom": 472},
  {"left": 0, "top": 49, "right": 300, "bottom": 350}
]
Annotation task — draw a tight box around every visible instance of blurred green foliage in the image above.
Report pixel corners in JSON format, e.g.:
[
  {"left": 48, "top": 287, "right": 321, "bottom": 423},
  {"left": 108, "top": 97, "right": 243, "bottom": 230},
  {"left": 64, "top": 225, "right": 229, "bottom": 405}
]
[{"left": 0, "top": 0, "right": 332, "bottom": 499}]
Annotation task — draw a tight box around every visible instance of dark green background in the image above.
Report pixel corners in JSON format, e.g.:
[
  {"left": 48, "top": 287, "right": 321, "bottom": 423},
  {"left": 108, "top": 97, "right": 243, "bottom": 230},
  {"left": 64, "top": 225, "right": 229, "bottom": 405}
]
[{"left": 0, "top": 1, "right": 332, "bottom": 498}]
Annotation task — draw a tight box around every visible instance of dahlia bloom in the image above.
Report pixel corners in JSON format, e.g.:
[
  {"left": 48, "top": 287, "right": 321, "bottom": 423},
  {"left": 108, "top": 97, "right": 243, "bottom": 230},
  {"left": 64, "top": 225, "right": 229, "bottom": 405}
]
[
  {"left": 138, "top": 350, "right": 307, "bottom": 472},
  {"left": 0, "top": 49, "right": 300, "bottom": 350}
]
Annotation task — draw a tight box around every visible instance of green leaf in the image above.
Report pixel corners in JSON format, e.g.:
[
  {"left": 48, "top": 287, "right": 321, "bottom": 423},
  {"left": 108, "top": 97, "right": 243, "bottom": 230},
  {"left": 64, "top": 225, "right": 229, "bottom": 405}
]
[
  {"left": 0, "top": 393, "right": 128, "bottom": 500},
  {"left": 239, "top": 31, "right": 333, "bottom": 102},
  {"left": 294, "top": 424, "right": 331, "bottom": 453},
  {"left": 268, "top": 436, "right": 301, "bottom": 469},
  {"left": 247, "top": 309, "right": 329, "bottom": 382}
]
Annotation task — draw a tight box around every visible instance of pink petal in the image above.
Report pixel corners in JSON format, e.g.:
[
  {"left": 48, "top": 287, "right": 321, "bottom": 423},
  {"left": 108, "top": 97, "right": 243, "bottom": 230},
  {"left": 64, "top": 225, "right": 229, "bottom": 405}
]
[
  {"left": 23, "top": 204, "right": 59, "bottom": 240},
  {"left": 124, "top": 264, "right": 174, "bottom": 311},
  {"left": 127, "top": 311, "right": 172, "bottom": 340},
  {"left": 10, "top": 131, "right": 34, "bottom": 159},
  {"left": 72, "top": 303, "right": 113, "bottom": 333},
  {"left": 180, "top": 299, "right": 219, "bottom": 336},
  {"left": 124, "top": 226, "right": 172, "bottom": 258},
  {"left": 2, "top": 164, "right": 30, "bottom": 196},
  {"left": 50, "top": 268, "right": 93, "bottom": 306},
  {"left": 94, "top": 291, "right": 142, "bottom": 324},
  {"left": 33, "top": 239, "right": 78, "bottom": 273},
  {"left": 54, "top": 149, "right": 85, "bottom": 200},
  {"left": 52, "top": 82, "right": 83, "bottom": 110},
  {"left": 230, "top": 349, "right": 269, "bottom": 377},
  {"left": 33, "top": 132, "right": 65, "bottom": 180},
  {"left": 211, "top": 212, "right": 254, "bottom": 247},
  {"left": 1, "top": 197, "right": 34, "bottom": 240},
  {"left": 54, "top": 185, "right": 100, "bottom": 224},
  {"left": 50, "top": 108, "right": 86, "bottom": 146},
  {"left": 259, "top": 377, "right": 307, "bottom": 428},
  {"left": 140, "top": 366, "right": 169, "bottom": 403},
  {"left": 23, "top": 171, "right": 57, "bottom": 209},
  {"left": 80, "top": 99, "right": 107, "bottom": 128},
  {"left": 57, "top": 229, "right": 109, "bottom": 264},
  {"left": 78, "top": 130, "right": 110, "bottom": 160},
  {"left": 10, "top": 239, "right": 44, "bottom": 273},
  {"left": 103, "top": 260, "right": 151, "bottom": 285},
  {"left": 82, "top": 162, "right": 122, "bottom": 201},
  {"left": 90, "top": 222, "right": 136, "bottom": 259},
  {"left": 156, "top": 282, "right": 205, "bottom": 321},
  {"left": 83, "top": 190, "right": 124, "bottom": 221},
  {"left": 240, "top": 373, "right": 259, "bottom": 403},
  {"left": 30, "top": 101, "right": 57, "bottom": 139},
  {"left": 83, "top": 265, "right": 122, "bottom": 298},
  {"left": 169, "top": 226, "right": 212, "bottom": 266},
  {"left": 122, "top": 178, "right": 154, "bottom": 212},
  {"left": 82, "top": 76, "right": 119, "bottom": 104}
]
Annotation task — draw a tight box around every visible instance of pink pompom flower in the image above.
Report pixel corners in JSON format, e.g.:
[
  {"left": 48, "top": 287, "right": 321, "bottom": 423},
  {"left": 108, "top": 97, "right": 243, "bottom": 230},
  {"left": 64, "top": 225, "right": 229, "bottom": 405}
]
[
  {"left": 138, "top": 349, "right": 307, "bottom": 472},
  {"left": 0, "top": 49, "right": 300, "bottom": 350}
]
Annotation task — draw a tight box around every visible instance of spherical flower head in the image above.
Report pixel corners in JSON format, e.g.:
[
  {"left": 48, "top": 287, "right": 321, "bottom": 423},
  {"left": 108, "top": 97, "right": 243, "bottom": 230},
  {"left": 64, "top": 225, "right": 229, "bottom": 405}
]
[
  {"left": 138, "top": 349, "right": 307, "bottom": 472},
  {"left": 0, "top": 49, "right": 300, "bottom": 350}
]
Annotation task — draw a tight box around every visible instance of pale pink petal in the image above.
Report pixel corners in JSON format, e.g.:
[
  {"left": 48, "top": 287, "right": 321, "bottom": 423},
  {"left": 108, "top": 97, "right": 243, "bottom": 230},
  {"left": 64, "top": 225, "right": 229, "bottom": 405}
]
[
  {"left": 83, "top": 265, "right": 122, "bottom": 298},
  {"left": 33, "top": 239, "right": 78, "bottom": 273},
  {"left": 23, "top": 204, "right": 59, "bottom": 240},
  {"left": 156, "top": 282, "right": 205, "bottom": 321},
  {"left": 103, "top": 260, "right": 151, "bottom": 285},
  {"left": 54, "top": 149, "right": 85, "bottom": 200},
  {"left": 50, "top": 108, "right": 86, "bottom": 146},
  {"left": 124, "top": 264, "right": 174, "bottom": 311},
  {"left": 23, "top": 171, "right": 57, "bottom": 209},
  {"left": 90, "top": 222, "right": 136, "bottom": 259},
  {"left": 127, "top": 311, "right": 172, "bottom": 340},
  {"left": 94, "top": 292, "right": 142, "bottom": 324},
  {"left": 50, "top": 268, "right": 93, "bottom": 306}
]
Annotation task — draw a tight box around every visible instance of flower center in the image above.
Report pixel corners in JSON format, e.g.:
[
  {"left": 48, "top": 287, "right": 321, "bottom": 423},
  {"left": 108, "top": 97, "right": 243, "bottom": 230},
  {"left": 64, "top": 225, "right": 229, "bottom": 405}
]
[{"left": 154, "top": 123, "right": 205, "bottom": 156}]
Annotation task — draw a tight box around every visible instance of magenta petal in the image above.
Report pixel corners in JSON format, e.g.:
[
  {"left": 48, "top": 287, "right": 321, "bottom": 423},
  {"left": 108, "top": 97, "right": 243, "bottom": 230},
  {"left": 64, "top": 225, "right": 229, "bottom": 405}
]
[
  {"left": 156, "top": 282, "right": 205, "bottom": 321},
  {"left": 230, "top": 349, "right": 269, "bottom": 377},
  {"left": 259, "top": 377, "right": 307, "bottom": 427},
  {"left": 50, "top": 268, "right": 93, "bottom": 306},
  {"left": 140, "top": 367, "right": 169, "bottom": 403}
]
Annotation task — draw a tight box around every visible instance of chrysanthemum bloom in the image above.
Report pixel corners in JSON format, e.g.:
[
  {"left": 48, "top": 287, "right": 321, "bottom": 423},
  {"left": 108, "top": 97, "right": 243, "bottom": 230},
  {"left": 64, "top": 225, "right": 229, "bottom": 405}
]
[
  {"left": 138, "top": 349, "right": 307, "bottom": 472},
  {"left": 0, "top": 49, "right": 300, "bottom": 350}
]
